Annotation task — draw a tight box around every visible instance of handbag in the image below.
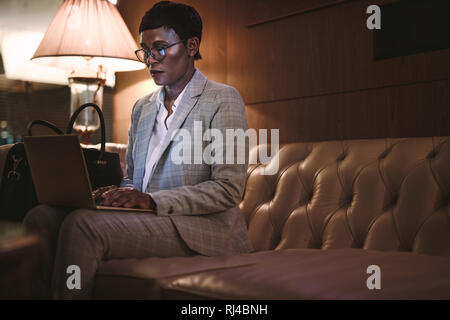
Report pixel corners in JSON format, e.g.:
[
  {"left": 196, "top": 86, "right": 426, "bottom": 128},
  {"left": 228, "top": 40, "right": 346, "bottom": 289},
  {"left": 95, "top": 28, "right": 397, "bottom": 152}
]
[
  {"left": 0, "top": 120, "right": 63, "bottom": 221},
  {"left": 66, "top": 103, "right": 123, "bottom": 190}
]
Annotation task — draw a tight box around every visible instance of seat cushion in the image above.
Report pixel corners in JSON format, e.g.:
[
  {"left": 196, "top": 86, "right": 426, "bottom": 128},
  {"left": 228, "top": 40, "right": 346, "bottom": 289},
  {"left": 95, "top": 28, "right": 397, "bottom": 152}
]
[
  {"left": 94, "top": 250, "right": 287, "bottom": 299},
  {"left": 162, "top": 248, "right": 450, "bottom": 300}
]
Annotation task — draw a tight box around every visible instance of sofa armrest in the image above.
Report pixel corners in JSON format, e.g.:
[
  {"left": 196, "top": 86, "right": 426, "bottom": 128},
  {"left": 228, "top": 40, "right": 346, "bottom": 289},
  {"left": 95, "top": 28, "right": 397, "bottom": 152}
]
[{"left": 0, "top": 144, "right": 13, "bottom": 187}]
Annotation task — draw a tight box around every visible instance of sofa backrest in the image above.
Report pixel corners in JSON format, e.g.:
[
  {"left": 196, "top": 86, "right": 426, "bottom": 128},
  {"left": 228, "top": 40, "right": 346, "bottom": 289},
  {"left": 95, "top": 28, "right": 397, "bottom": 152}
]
[
  {"left": 2, "top": 138, "right": 448, "bottom": 256},
  {"left": 240, "top": 137, "right": 450, "bottom": 256}
]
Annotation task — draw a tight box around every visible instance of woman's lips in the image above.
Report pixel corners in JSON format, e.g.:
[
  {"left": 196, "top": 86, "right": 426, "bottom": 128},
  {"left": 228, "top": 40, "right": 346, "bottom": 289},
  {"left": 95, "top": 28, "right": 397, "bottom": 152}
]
[{"left": 150, "top": 70, "right": 164, "bottom": 76}]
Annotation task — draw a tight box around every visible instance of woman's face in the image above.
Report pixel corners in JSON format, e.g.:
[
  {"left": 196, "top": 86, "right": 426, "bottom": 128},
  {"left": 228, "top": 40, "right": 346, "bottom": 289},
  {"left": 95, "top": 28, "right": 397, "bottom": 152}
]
[{"left": 139, "top": 27, "right": 197, "bottom": 88}]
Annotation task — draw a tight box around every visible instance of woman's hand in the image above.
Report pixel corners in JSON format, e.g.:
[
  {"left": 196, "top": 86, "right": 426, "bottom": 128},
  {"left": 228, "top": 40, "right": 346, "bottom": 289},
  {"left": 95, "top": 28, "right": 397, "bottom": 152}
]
[
  {"left": 92, "top": 185, "right": 119, "bottom": 204},
  {"left": 98, "top": 187, "right": 156, "bottom": 210}
]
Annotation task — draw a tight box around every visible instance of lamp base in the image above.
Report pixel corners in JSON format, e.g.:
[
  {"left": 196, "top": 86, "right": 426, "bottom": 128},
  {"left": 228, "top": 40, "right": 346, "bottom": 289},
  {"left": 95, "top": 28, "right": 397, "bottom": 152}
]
[{"left": 76, "top": 129, "right": 95, "bottom": 145}]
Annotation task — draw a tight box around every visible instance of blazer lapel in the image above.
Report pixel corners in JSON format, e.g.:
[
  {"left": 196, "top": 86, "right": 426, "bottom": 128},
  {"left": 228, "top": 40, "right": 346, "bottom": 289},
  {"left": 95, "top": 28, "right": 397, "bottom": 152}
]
[
  {"left": 148, "top": 70, "right": 208, "bottom": 182},
  {"left": 132, "top": 92, "right": 160, "bottom": 189}
]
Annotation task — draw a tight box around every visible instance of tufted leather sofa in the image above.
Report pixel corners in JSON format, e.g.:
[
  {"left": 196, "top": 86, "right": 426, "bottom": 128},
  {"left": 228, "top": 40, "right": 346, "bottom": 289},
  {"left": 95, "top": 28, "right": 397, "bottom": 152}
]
[
  {"left": 92, "top": 136, "right": 450, "bottom": 299},
  {"left": 2, "top": 136, "right": 450, "bottom": 299}
]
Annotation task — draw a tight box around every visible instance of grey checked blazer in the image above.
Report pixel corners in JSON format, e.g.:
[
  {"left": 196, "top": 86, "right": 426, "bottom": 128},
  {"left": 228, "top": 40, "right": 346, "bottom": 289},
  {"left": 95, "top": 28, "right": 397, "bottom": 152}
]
[{"left": 121, "top": 70, "right": 253, "bottom": 256}]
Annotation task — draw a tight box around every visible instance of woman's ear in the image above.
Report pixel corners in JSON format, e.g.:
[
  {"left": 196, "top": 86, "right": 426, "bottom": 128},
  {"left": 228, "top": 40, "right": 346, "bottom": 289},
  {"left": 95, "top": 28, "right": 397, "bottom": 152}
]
[{"left": 186, "top": 37, "right": 200, "bottom": 58}]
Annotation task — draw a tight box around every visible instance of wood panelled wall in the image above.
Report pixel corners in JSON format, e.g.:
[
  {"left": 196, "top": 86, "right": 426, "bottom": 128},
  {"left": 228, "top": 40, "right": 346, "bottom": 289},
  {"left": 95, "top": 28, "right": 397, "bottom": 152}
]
[{"left": 114, "top": 0, "right": 450, "bottom": 144}]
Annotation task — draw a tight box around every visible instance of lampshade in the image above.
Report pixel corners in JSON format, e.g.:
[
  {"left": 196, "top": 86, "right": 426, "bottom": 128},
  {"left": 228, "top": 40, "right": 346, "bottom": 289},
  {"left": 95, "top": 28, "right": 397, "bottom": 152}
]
[
  {"left": 30, "top": 0, "right": 145, "bottom": 144},
  {"left": 31, "top": 0, "right": 144, "bottom": 73}
]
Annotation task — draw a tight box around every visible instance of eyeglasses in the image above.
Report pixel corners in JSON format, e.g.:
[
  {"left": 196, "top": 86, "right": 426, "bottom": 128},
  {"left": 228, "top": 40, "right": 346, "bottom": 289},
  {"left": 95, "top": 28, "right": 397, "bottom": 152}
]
[{"left": 135, "top": 40, "right": 186, "bottom": 64}]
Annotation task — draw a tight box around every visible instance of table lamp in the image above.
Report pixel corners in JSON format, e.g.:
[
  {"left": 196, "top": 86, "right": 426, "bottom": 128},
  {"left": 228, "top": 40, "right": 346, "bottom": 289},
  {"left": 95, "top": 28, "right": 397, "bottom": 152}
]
[{"left": 30, "top": 0, "right": 145, "bottom": 143}]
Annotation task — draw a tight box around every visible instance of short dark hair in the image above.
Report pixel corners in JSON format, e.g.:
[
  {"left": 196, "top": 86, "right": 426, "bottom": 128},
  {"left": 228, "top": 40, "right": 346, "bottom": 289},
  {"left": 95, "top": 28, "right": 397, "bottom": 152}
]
[{"left": 139, "top": 1, "right": 202, "bottom": 60}]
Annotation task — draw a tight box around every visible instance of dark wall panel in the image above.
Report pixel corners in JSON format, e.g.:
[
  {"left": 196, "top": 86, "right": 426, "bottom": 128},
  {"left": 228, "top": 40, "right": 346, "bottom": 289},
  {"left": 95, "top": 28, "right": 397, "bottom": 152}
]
[{"left": 374, "top": 0, "right": 450, "bottom": 60}]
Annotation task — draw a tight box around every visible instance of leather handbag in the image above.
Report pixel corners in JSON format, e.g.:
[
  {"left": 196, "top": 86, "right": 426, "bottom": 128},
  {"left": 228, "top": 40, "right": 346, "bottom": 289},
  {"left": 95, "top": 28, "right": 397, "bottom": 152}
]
[
  {"left": 66, "top": 103, "right": 123, "bottom": 190},
  {"left": 0, "top": 120, "right": 63, "bottom": 221},
  {"left": 27, "top": 120, "right": 64, "bottom": 136}
]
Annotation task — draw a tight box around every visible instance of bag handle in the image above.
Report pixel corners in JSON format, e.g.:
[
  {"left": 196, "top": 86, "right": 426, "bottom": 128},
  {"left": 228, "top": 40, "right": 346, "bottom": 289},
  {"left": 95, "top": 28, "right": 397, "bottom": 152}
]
[
  {"left": 66, "top": 102, "right": 106, "bottom": 163},
  {"left": 26, "top": 120, "right": 64, "bottom": 136}
]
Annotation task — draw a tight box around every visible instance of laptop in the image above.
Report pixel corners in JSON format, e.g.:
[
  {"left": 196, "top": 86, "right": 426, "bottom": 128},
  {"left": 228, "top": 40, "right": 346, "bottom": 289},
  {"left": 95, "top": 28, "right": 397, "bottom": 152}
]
[{"left": 24, "top": 134, "right": 154, "bottom": 212}]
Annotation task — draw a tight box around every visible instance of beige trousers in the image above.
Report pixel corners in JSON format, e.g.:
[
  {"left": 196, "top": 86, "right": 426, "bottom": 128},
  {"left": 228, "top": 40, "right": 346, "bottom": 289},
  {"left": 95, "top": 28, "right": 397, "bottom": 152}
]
[{"left": 23, "top": 205, "right": 195, "bottom": 299}]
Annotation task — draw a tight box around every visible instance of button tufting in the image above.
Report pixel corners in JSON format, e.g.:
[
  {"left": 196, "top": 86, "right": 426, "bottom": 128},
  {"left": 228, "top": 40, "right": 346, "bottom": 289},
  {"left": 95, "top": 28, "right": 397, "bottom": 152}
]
[
  {"left": 378, "top": 149, "right": 390, "bottom": 159},
  {"left": 347, "top": 194, "right": 354, "bottom": 204},
  {"left": 353, "top": 241, "right": 363, "bottom": 249},
  {"left": 391, "top": 195, "right": 398, "bottom": 206},
  {"left": 341, "top": 194, "right": 353, "bottom": 206},
  {"left": 427, "top": 149, "right": 438, "bottom": 159},
  {"left": 337, "top": 153, "right": 346, "bottom": 162},
  {"left": 383, "top": 194, "right": 398, "bottom": 210}
]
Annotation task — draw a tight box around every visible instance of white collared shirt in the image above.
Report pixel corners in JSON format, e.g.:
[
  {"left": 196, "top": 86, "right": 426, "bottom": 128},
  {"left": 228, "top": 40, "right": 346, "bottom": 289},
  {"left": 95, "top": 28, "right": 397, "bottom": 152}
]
[{"left": 141, "top": 84, "right": 189, "bottom": 191}]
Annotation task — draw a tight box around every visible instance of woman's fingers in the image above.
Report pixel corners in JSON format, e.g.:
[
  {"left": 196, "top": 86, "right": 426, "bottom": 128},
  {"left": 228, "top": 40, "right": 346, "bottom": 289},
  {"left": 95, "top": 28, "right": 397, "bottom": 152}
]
[
  {"left": 99, "top": 188, "right": 153, "bottom": 209},
  {"left": 93, "top": 185, "right": 119, "bottom": 202},
  {"left": 101, "top": 188, "right": 133, "bottom": 206}
]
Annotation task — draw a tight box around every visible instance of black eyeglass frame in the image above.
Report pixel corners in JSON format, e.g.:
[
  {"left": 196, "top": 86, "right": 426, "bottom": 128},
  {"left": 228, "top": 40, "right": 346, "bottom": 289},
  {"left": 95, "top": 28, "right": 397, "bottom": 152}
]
[{"left": 135, "top": 39, "right": 186, "bottom": 64}]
